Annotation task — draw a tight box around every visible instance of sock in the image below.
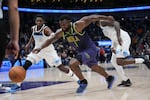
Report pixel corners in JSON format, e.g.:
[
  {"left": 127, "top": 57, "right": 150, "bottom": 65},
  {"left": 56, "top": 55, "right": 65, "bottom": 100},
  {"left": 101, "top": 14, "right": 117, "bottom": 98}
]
[
  {"left": 23, "top": 60, "right": 32, "bottom": 71},
  {"left": 135, "top": 58, "right": 144, "bottom": 63},
  {"left": 111, "top": 55, "right": 128, "bottom": 81},
  {"left": 66, "top": 69, "right": 79, "bottom": 81},
  {"left": 17, "top": 82, "right": 22, "bottom": 87},
  {"left": 113, "top": 63, "right": 128, "bottom": 81}
]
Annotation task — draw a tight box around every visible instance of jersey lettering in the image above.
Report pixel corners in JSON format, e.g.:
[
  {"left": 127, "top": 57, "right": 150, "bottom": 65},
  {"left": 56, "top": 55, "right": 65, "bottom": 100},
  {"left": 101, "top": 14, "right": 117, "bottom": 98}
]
[{"left": 66, "top": 35, "right": 80, "bottom": 47}]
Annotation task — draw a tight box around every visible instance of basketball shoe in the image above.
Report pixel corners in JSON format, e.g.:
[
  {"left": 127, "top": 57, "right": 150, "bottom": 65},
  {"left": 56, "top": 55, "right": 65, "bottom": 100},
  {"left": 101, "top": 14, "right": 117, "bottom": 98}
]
[
  {"left": 76, "top": 79, "right": 88, "bottom": 94},
  {"left": 8, "top": 84, "right": 21, "bottom": 93},
  {"left": 106, "top": 75, "right": 115, "bottom": 89},
  {"left": 118, "top": 79, "right": 132, "bottom": 87}
]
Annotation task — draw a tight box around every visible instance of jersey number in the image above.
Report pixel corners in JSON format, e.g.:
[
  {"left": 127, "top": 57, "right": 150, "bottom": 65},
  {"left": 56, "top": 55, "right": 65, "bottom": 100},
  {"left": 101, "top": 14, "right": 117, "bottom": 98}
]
[{"left": 66, "top": 36, "right": 80, "bottom": 47}]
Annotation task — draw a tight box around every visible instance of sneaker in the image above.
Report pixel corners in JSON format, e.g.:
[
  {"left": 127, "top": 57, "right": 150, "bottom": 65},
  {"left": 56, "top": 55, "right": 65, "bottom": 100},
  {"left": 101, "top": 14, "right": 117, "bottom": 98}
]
[
  {"left": 143, "top": 59, "right": 150, "bottom": 70},
  {"left": 106, "top": 75, "right": 115, "bottom": 89},
  {"left": 8, "top": 84, "right": 21, "bottom": 93},
  {"left": 76, "top": 79, "right": 88, "bottom": 94},
  {"left": 117, "top": 79, "right": 132, "bottom": 87},
  {"left": 0, "top": 86, "right": 11, "bottom": 93}
]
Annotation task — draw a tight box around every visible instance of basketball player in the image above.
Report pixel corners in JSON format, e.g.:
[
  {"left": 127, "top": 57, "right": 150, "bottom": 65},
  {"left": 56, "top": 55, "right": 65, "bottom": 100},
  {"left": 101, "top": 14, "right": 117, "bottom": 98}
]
[
  {"left": 0, "top": 0, "right": 19, "bottom": 90},
  {"left": 97, "top": 18, "right": 150, "bottom": 87},
  {"left": 8, "top": 15, "right": 79, "bottom": 93},
  {"left": 33, "top": 15, "right": 115, "bottom": 94},
  {"left": 0, "top": 0, "right": 19, "bottom": 67}
]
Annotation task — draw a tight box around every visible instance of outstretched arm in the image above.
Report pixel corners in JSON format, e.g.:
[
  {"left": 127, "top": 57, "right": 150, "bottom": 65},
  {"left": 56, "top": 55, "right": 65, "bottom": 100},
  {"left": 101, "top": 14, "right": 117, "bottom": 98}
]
[
  {"left": 32, "top": 29, "right": 63, "bottom": 53},
  {"left": 75, "top": 15, "right": 114, "bottom": 32}
]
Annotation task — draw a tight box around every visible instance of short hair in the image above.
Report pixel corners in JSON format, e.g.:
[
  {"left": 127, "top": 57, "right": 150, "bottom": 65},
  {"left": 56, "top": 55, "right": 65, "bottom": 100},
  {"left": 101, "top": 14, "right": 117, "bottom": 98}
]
[
  {"left": 35, "top": 14, "right": 46, "bottom": 21},
  {"left": 59, "top": 15, "right": 71, "bottom": 21}
]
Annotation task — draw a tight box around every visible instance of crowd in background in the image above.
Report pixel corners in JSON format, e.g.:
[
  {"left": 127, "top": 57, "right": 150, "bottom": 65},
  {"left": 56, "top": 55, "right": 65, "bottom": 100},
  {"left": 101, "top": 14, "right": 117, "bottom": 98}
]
[
  {"left": 3, "top": 12, "right": 150, "bottom": 64},
  {"left": 14, "top": 0, "right": 150, "bottom": 9}
]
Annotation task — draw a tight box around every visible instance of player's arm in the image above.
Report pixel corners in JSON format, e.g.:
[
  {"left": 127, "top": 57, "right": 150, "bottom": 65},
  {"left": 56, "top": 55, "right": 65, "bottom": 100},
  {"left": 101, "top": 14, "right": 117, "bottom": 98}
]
[
  {"left": 44, "top": 26, "right": 56, "bottom": 39},
  {"left": 25, "top": 28, "right": 34, "bottom": 51},
  {"left": 25, "top": 36, "right": 34, "bottom": 47},
  {"left": 8, "top": 0, "right": 19, "bottom": 42},
  {"left": 75, "top": 15, "right": 114, "bottom": 32},
  {"left": 44, "top": 27, "right": 53, "bottom": 36},
  {"left": 113, "top": 21, "right": 122, "bottom": 45},
  {"left": 32, "top": 29, "right": 63, "bottom": 53},
  {"left": 5, "top": 0, "right": 19, "bottom": 59},
  {"left": 41, "top": 29, "right": 63, "bottom": 49},
  {"left": 100, "top": 20, "right": 122, "bottom": 45}
]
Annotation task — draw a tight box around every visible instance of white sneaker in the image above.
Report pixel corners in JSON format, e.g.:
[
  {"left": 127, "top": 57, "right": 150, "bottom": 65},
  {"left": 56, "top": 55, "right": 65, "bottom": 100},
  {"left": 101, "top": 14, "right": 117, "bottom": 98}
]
[{"left": 135, "top": 58, "right": 144, "bottom": 63}]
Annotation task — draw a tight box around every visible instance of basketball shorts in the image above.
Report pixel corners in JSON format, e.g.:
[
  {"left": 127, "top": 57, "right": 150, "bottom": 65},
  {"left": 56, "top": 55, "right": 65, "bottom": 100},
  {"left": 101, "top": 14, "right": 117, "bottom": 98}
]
[
  {"left": 76, "top": 47, "right": 98, "bottom": 67},
  {"left": 26, "top": 49, "right": 62, "bottom": 67}
]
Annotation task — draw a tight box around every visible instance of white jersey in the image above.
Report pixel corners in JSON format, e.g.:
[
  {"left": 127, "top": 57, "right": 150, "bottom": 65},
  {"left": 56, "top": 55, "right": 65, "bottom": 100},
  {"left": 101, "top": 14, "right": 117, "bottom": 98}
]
[
  {"left": 27, "top": 24, "right": 62, "bottom": 66},
  {"left": 100, "top": 22, "right": 131, "bottom": 58},
  {"left": 32, "top": 24, "right": 55, "bottom": 52},
  {"left": 0, "top": 0, "right": 3, "bottom": 19},
  {"left": 100, "top": 23, "right": 130, "bottom": 49}
]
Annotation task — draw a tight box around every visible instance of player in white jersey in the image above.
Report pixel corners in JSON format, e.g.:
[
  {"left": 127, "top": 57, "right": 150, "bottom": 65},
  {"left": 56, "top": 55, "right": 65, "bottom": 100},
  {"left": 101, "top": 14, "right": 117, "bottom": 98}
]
[
  {"left": 8, "top": 15, "right": 79, "bottom": 93},
  {"left": 97, "top": 17, "right": 150, "bottom": 87}
]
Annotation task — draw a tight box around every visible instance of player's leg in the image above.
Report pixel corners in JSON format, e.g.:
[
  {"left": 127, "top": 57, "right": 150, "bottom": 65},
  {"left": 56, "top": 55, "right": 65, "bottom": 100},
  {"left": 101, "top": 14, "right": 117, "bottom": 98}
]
[
  {"left": 8, "top": 52, "right": 42, "bottom": 93},
  {"left": 116, "top": 57, "right": 144, "bottom": 66},
  {"left": 116, "top": 36, "right": 144, "bottom": 66},
  {"left": 69, "top": 57, "right": 88, "bottom": 94},
  {"left": 57, "top": 64, "right": 79, "bottom": 82},
  {"left": 111, "top": 53, "right": 132, "bottom": 87},
  {"left": 81, "top": 48, "right": 115, "bottom": 89},
  {"left": 43, "top": 51, "right": 79, "bottom": 82},
  {"left": 43, "top": 51, "right": 85, "bottom": 94},
  {"left": 88, "top": 61, "right": 115, "bottom": 89},
  {"left": 23, "top": 52, "right": 41, "bottom": 70},
  {"left": 117, "top": 55, "right": 150, "bottom": 69}
]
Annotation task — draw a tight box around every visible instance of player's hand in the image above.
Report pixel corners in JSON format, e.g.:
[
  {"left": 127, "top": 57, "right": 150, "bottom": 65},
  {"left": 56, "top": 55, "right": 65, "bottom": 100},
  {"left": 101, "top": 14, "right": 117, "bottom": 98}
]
[
  {"left": 111, "top": 47, "right": 116, "bottom": 54},
  {"left": 117, "top": 37, "right": 123, "bottom": 46},
  {"left": 6, "top": 40, "right": 19, "bottom": 59},
  {"left": 32, "top": 48, "right": 42, "bottom": 54}
]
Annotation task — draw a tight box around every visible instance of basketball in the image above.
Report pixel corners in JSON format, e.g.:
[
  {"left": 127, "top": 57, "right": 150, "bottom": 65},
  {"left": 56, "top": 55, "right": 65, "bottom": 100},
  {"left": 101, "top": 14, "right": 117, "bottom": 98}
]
[{"left": 9, "top": 66, "right": 26, "bottom": 82}]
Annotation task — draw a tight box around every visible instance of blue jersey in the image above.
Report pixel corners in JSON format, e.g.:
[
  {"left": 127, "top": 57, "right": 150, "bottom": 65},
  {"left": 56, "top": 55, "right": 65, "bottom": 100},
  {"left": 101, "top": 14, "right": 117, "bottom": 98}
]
[{"left": 63, "top": 23, "right": 96, "bottom": 52}]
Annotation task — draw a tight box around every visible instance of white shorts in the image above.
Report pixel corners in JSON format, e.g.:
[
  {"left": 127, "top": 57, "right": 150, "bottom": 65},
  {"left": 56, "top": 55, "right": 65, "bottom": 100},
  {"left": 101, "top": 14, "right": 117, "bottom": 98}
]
[
  {"left": 26, "top": 49, "right": 62, "bottom": 67},
  {"left": 115, "top": 30, "right": 131, "bottom": 58}
]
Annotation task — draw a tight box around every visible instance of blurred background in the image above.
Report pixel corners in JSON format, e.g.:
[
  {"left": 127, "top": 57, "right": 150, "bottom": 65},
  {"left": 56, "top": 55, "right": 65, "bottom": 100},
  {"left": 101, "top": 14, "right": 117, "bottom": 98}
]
[{"left": 1, "top": 0, "right": 150, "bottom": 69}]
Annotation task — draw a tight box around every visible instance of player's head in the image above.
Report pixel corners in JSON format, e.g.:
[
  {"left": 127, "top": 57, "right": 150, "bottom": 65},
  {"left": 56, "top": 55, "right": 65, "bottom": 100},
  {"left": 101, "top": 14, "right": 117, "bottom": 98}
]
[
  {"left": 59, "top": 15, "right": 71, "bottom": 31},
  {"left": 35, "top": 14, "right": 45, "bottom": 27}
]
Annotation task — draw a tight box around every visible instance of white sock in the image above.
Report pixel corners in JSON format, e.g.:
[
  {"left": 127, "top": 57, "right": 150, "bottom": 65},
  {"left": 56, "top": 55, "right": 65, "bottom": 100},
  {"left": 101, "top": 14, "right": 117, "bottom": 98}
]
[
  {"left": 17, "top": 82, "right": 22, "bottom": 87},
  {"left": 66, "top": 69, "right": 79, "bottom": 81},
  {"left": 111, "top": 57, "right": 128, "bottom": 81},
  {"left": 135, "top": 58, "right": 144, "bottom": 63}
]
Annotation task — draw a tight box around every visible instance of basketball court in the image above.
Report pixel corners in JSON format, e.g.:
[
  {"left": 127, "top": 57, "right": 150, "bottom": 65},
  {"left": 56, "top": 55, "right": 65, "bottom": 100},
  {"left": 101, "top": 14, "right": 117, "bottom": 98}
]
[{"left": 0, "top": 63, "right": 150, "bottom": 100}]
